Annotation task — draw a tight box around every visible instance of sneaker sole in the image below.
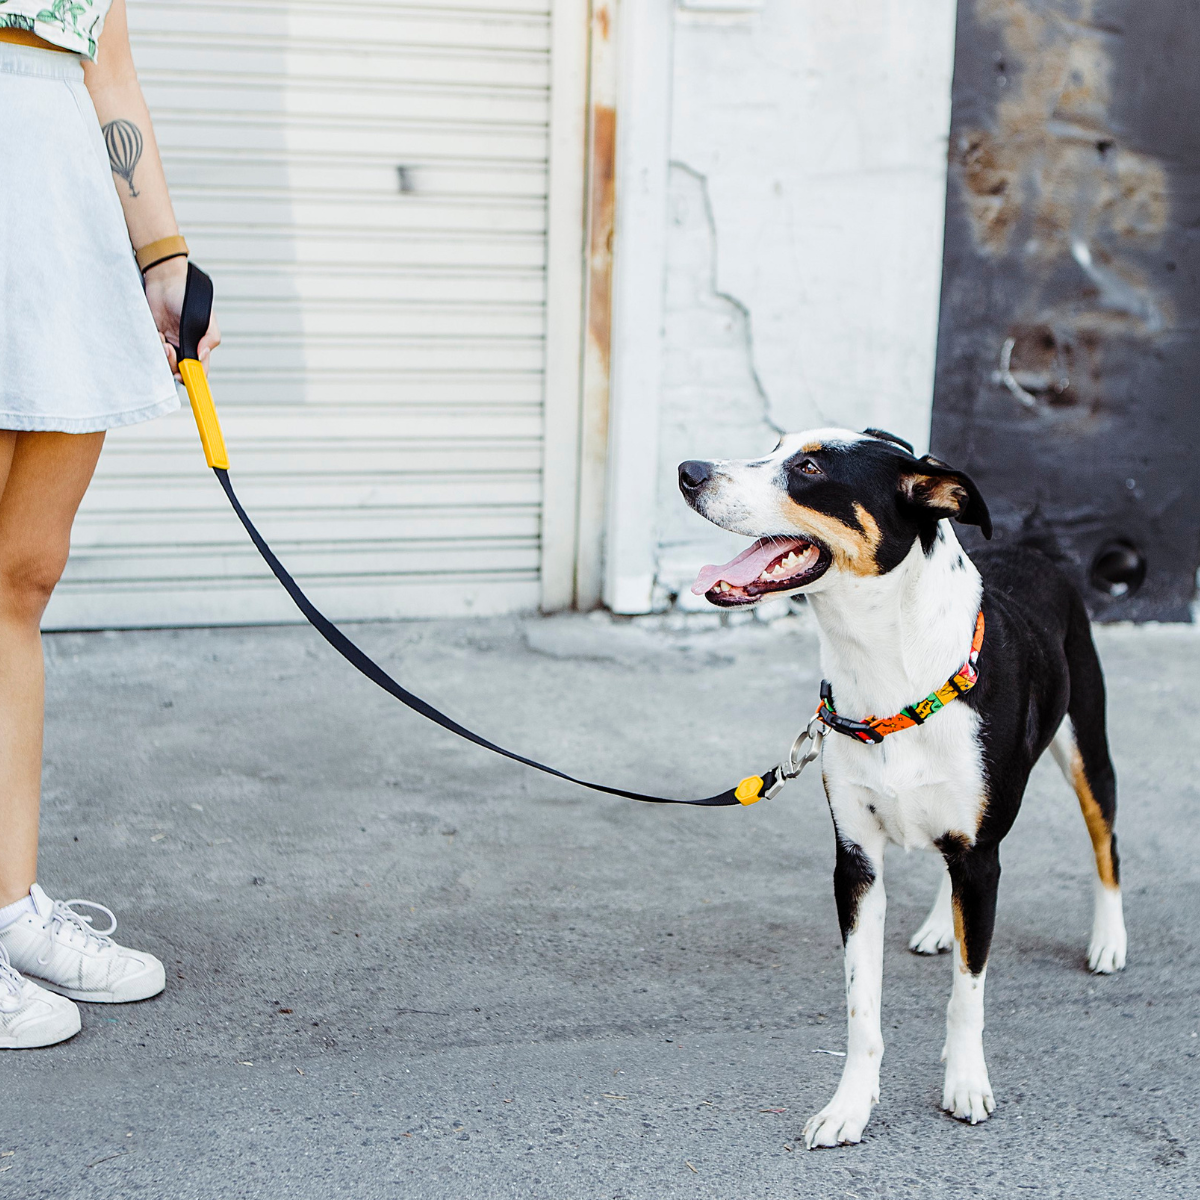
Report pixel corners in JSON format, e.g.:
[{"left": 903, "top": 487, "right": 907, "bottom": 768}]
[{"left": 30, "top": 965, "right": 166, "bottom": 1004}]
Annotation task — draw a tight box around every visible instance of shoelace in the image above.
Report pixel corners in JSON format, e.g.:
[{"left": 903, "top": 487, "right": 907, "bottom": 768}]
[
  {"left": 0, "top": 943, "right": 23, "bottom": 1002},
  {"left": 37, "top": 899, "right": 117, "bottom": 967}
]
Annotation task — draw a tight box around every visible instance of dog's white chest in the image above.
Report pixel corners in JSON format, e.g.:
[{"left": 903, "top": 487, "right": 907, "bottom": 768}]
[{"left": 821, "top": 705, "right": 986, "bottom": 851}]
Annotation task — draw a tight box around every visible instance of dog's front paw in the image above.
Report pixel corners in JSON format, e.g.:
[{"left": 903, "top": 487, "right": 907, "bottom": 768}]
[
  {"left": 941, "top": 1062, "right": 995, "bottom": 1125},
  {"left": 908, "top": 919, "right": 954, "bottom": 956},
  {"left": 1087, "top": 931, "right": 1126, "bottom": 974},
  {"left": 1087, "top": 890, "right": 1127, "bottom": 974},
  {"left": 803, "top": 1092, "right": 875, "bottom": 1149}
]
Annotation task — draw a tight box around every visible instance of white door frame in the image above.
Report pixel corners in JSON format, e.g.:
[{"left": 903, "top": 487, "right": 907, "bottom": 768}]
[
  {"left": 540, "top": 0, "right": 676, "bottom": 614},
  {"left": 603, "top": 0, "right": 674, "bottom": 614},
  {"left": 539, "top": 0, "right": 592, "bottom": 612}
]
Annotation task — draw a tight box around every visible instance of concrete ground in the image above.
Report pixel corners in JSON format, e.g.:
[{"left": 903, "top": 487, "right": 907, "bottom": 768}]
[{"left": 5, "top": 608, "right": 1198, "bottom": 1199}]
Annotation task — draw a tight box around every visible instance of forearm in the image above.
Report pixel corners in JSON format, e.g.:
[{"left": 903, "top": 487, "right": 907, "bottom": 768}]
[
  {"left": 78, "top": 0, "right": 220, "bottom": 369},
  {"left": 81, "top": 0, "right": 178, "bottom": 250}
]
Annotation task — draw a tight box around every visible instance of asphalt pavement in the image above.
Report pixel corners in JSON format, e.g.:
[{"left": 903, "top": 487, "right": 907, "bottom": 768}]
[{"left": 6, "top": 608, "right": 1198, "bottom": 1199}]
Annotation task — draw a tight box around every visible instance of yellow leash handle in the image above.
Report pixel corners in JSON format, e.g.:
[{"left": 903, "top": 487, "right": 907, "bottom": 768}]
[
  {"left": 179, "top": 358, "right": 228, "bottom": 470},
  {"left": 177, "top": 263, "right": 229, "bottom": 469}
]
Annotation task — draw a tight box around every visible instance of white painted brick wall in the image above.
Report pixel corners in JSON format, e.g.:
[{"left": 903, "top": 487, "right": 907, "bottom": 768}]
[{"left": 657, "top": 0, "right": 958, "bottom": 605}]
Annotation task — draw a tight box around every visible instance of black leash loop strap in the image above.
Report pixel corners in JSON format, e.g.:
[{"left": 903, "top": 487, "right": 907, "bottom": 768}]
[{"left": 176, "top": 264, "right": 816, "bottom": 808}]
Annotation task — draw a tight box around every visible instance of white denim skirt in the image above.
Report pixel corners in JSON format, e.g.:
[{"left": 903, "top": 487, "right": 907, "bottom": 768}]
[{"left": 0, "top": 41, "right": 179, "bottom": 432}]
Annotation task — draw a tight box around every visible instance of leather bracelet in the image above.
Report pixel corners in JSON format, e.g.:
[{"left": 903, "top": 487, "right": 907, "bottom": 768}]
[{"left": 135, "top": 235, "right": 189, "bottom": 273}]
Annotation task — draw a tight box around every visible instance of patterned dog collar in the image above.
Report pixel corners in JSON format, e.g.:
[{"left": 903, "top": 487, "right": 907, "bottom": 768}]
[{"left": 817, "top": 611, "right": 985, "bottom": 745}]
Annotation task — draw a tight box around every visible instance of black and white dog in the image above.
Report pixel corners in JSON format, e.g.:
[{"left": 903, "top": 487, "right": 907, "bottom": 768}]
[{"left": 678, "top": 427, "right": 1126, "bottom": 1148}]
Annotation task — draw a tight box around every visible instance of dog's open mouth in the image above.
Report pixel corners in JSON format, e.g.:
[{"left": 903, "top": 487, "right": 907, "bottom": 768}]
[{"left": 691, "top": 536, "right": 832, "bottom": 607}]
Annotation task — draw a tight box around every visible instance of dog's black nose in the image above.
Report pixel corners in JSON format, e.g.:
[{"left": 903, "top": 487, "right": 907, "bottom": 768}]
[{"left": 678, "top": 460, "right": 713, "bottom": 493}]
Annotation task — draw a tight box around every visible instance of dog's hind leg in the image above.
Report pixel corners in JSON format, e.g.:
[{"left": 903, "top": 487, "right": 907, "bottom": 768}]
[
  {"left": 938, "top": 838, "right": 1000, "bottom": 1125},
  {"left": 804, "top": 828, "right": 887, "bottom": 1150},
  {"left": 1050, "top": 603, "right": 1126, "bottom": 973},
  {"left": 909, "top": 865, "right": 954, "bottom": 955},
  {"left": 1049, "top": 716, "right": 1126, "bottom": 972}
]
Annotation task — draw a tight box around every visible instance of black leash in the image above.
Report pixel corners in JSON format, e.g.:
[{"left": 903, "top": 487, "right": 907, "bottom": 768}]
[
  {"left": 215, "top": 467, "right": 769, "bottom": 805},
  {"left": 177, "top": 264, "right": 824, "bottom": 808}
]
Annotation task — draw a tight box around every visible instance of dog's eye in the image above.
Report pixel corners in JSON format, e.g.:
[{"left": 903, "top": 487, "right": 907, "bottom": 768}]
[{"left": 797, "top": 458, "right": 822, "bottom": 476}]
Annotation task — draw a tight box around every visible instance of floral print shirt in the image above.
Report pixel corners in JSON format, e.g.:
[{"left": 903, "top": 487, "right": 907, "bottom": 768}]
[{"left": 0, "top": 0, "right": 113, "bottom": 60}]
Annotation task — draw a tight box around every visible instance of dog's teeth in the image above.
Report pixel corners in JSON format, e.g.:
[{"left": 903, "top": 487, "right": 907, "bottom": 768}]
[{"left": 759, "top": 544, "right": 816, "bottom": 582}]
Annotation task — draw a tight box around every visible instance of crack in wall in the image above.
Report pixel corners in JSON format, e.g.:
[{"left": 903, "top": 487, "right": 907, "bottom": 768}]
[
  {"left": 653, "top": 160, "right": 798, "bottom": 610},
  {"left": 669, "top": 160, "right": 784, "bottom": 436}
]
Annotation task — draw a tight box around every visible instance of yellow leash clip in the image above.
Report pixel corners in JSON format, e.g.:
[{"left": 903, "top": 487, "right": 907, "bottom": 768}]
[
  {"left": 733, "top": 713, "right": 827, "bottom": 806},
  {"left": 735, "top": 775, "right": 765, "bottom": 805}
]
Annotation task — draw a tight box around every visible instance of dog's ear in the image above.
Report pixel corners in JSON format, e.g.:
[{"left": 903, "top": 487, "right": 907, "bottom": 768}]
[
  {"left": 898, "top": 455, "right": 992, "bottom": 539},
  {"left": 862, "top": 427, "right": 915, "bottom": 455}
]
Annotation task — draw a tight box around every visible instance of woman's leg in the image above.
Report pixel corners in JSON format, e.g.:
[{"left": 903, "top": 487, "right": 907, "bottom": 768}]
[{"left": 0, "top": 431, "right": 105, "bottom": 907}]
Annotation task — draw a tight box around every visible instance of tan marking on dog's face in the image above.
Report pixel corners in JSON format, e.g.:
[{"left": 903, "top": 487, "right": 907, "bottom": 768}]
[
  {"left": 775, "top": 497, "right": 883, "bottom": 577},
  {"left": 800, "top": 441, "right": 824, "bottom": 454},
  {"left": 1071, "top": 747, "right": 1118, "bottom": 889}
]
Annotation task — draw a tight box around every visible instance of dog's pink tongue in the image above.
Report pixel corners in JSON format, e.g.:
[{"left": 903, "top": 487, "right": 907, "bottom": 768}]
[{"left": 691, "top": 537, "right": 805, "bottom": 595}]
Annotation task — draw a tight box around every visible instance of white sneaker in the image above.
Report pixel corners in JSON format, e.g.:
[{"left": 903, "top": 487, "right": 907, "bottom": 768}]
[
  {"left": 0, "top": 885, "right": 165, "bottom": 1004},
  {"left": 0, "top": 943, "right": 81, "bottom": 1049}
]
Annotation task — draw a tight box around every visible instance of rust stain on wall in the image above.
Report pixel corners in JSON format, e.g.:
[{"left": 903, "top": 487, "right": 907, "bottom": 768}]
[
  {"left": 586, "top": 103, "right": 616, "bottom": 373},
  {"left": 574, "top": 0, "right": 619, "bottom": 609},
  {"left": 956, "top": 0, "right": 1169, "bottom": 363}
]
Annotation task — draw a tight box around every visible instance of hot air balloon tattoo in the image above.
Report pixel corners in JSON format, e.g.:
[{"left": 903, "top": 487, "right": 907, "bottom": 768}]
[{"left": 103, "top": 119, "right": 143, "bottom": 197}]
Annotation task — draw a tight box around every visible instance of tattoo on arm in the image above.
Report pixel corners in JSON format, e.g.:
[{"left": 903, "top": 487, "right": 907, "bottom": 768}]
[{"left": 102, "top": 119, "right": 144, "bottom": 197}]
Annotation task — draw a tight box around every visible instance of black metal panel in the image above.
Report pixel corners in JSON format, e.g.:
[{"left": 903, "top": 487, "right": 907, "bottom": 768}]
[{"left": 931, "top": 0, "right": 1200, "bottom": 621}]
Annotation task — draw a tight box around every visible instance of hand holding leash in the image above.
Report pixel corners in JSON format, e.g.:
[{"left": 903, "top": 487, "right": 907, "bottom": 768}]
[{"left": 176, "top": 263, "right": 228, "bottom": 470}]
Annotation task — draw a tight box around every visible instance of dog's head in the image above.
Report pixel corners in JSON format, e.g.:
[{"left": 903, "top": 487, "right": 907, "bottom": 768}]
[{"left": 678, "top": 427, "right": 991, "bottom": 608}]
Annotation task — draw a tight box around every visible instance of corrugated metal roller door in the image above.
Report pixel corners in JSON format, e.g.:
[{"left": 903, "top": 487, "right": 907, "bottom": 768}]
[{"left": 45, "top": 0, "right": 552, "bottom": 629}]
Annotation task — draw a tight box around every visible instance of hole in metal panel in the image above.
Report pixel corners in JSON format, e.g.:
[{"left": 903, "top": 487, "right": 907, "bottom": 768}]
[{"left": 1090, "top": 540, "right": 1146, "bottom": 598}]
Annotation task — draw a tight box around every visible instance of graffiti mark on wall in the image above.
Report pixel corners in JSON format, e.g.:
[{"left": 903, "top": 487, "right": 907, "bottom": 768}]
[{"left": 955, "top": 0, "right": 1171, "bottom": 408}]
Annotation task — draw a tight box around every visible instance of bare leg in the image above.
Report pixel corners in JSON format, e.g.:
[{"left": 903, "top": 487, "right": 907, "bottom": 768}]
[
  {"left": 0, "top": 431, "right": 105, "bottom": 907},
  {"left": 804, "top": 830, "right": 887, "bottom": 1149},
  {"left": 909, "top": 865, "right": 954, "bottom": 955}
]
